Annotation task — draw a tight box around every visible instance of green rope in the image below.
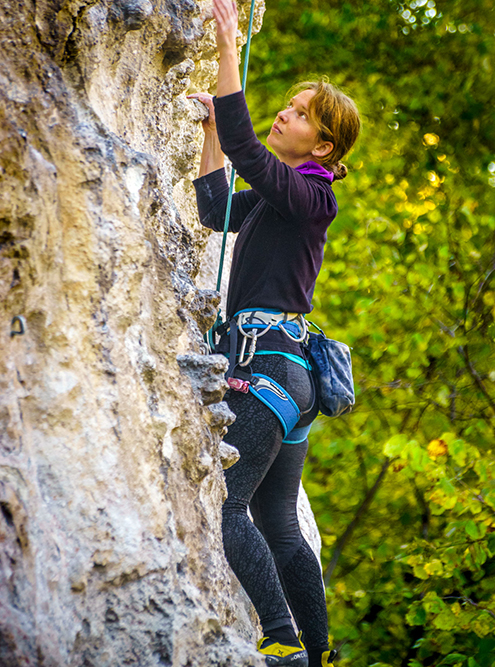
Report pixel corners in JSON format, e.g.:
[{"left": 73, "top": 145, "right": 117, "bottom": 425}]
[
  {"left": 215, "top": 0, "right": 257, "bottom": 293},
  {"left": 207, "top": 0, "right": 257, "bottom": 349}
]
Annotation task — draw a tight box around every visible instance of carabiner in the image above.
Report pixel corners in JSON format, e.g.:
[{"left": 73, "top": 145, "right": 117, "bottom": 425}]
[
  {"left": 237, "top": 315, "right": 272, "bottom": 340},
  {"left": 280, "top": 314, "right": 307, "bottom": 343},
  {"left": 239, "top": 332, "right": 258, "bottom": 367}
]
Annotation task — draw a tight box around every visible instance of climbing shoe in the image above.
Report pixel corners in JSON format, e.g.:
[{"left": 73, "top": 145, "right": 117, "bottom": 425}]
[
  {"left": 321, "top": 649, "right": 337, "bottom": 666},
  {"left": 257, "top": 636, "right": 309, "bottom": 666}
]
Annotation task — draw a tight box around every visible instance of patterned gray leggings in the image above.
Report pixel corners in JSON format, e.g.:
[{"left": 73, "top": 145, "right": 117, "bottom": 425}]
[{"left": 222, "top": 353, "right": 328, "bottom": 649}]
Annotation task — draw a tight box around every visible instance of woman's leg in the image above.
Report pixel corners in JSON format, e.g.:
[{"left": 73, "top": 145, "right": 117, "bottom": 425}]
[
  {"left": 222, "top": 354, "right": 315, "bottom": 634},
  {"left": 249, "top": 439, "right": 330, "bottom": 655},
  {"left": 245, "top": 356, "right": 329, "bottom": 664},
  {"left": 222, "top": 386, "right": 294, "bottom": 630}
]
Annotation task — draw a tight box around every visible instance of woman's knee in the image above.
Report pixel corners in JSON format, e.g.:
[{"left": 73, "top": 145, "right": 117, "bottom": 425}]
[
  {"left": 222, "top": 494, "right": 248, "bottom": 515},
  {"left": 251, "top": 504, "right": 303, "bottom": 559}
]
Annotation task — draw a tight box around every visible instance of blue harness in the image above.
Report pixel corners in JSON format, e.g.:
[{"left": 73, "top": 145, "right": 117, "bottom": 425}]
[
  {"left": 220, "top": 310, "right": 314, "bottom": 445},
  {"left": 249, "top": 373, "right": 312, "bottom": 444}
]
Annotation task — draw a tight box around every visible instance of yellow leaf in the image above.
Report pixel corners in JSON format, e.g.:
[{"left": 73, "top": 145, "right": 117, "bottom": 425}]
[
  {"left": 483, "top": 292, "right": 495, "bottom": 306},
  {"left": 423, "top": 133, "right": 440, "bottom": 146},
  {"left": 428, "top": 439, "right": 448, "bottom": 459},
  {"left": 424, "top": 559, "right": 444, "bottom": 576}
]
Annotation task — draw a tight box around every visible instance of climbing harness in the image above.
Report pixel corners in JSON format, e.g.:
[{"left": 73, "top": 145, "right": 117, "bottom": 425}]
[
  {"left": 223, "top": 310, "right": 308, "bottom": 369},
  {"left": 230, "top": 365, "right": 312, "bottom": 444},
  {"left": 224, "top": 310, "right": 308, "bottom": 385},
  {"left": 250, "top": 373, "right": 303, "bottom": 439},
  {"left": 221, "top": 309, "right": 315, "bottom": 444},
  {"left": 221, "top": 311, "right": 355, "bottom": 437}
]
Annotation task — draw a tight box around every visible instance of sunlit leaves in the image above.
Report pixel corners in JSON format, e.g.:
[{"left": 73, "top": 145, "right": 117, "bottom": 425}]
[{"left": 248, "top": 0, "right": 495, "bottom": 664}]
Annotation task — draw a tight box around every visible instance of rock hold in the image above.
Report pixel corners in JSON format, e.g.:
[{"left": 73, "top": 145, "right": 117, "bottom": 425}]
[
  {"left": 109, "top": 0, "right": 153, "bottom": 31},
  {"left": 189, "top": 288, "right": 221, "bottom": 334},
  {"left": 177, "top": 353, "right": 228, "bottom": 406},
  {"left": 218, "top": 441, "right": 240, "bottom": 470},
  {"left": 161, "top": 0, "right": 204, "bottom": 66},
  {"left": 204, "top": 401, "right": 236, "bottom": 433}
]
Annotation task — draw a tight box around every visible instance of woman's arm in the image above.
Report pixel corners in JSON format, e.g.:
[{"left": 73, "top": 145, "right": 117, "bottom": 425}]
[
  {"left": 194, "top": 168, "right": 261, "bottom": 233},
  {"left": 213, "top": 0, "right": 242, "bottom": 98},
  {"left": 187, "top": 93, "right": 224, "bottom": 178},
  {"left": 199, "top": 132, "right": 224, "bottom": 177},
  {"left": 187, "top": 0, "right": 241, "bottom": 177},
  {"left": 192, "top": 0, "right": 335, "bottom": 225},
  {"left": 213, "top": 92, "right": 337, "bottom": 224}
]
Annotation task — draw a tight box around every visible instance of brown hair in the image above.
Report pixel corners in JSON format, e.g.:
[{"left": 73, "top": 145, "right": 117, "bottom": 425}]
[{"left": 288, "top": 78, "right": 360, "bottom": 180}]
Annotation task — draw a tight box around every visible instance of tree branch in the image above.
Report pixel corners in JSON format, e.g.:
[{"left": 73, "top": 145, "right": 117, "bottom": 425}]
[
  {"left": 470, "top": 251, "right": 495, "bottom": 312},
  {"left": 323, "top": 411, "right": 411, "bottom": 586},
  {"left": 323, "top": 457, "right": 394, "bottom": 585},
  {"left": 457, "top": 345, "right": 495, "bottom": 414},
  {"left": 443, "top": 596, "right": 495, "bottom": 621},
  {"left": 412, "top": 481, "right": 430, "bottom": 540}
]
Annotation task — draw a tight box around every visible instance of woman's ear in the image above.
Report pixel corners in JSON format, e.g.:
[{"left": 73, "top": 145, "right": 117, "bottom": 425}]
[{"left": 312, "top": 141, "right": 333, "bottom": 159}]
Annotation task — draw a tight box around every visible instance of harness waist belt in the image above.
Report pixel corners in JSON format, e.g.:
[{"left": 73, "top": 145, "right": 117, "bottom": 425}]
[{"left": 224, "top": 309, "right": 308, "bottom": 369}]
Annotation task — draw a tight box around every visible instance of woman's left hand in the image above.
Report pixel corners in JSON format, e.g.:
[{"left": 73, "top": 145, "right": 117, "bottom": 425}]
[
  {"left": 186, "top": 93, "right": 217, "bottom": 133},
  {"left": 213, "top": 0, "right": 238, "bottom": 53}
]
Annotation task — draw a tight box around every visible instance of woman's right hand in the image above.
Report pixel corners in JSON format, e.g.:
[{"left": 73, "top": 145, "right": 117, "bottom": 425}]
[
  {"left": 213, "top": 0, "right": 238, "bottom": 54},
  {"left": 187, "top": 93, "right": 217, "bottom": 134}
]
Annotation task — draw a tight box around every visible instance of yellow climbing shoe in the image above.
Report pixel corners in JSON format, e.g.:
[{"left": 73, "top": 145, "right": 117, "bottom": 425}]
[
  {"left": 321, "top": 649, "right": 337, "bottom": 667},
  {"left": 257, "top": 636, "right": 309, "bottom": 666}
]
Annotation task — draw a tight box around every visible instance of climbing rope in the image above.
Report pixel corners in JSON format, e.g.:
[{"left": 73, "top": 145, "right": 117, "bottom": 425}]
[
  {"left": 207, "top": 0, "right": 257, "bottom": 351},
  {"left": 216, "top": 0, "right": 257, "bottom": 294}
]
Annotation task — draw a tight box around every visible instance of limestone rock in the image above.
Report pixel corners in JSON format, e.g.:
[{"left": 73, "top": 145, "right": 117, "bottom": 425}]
[
  {"left": 0, "top": 1, "right": 321, "bottom": 665},
  {"left": 218, "top": 441, "right": 240, "bottom": 470},
  {"left": 177, "top": 352, "right": 229, "bottom": 406}
]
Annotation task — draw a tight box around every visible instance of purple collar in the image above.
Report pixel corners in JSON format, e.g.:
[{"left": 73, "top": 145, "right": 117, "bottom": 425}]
[{"left": 295, "top": 160, "right": 334, "bottom": 183}]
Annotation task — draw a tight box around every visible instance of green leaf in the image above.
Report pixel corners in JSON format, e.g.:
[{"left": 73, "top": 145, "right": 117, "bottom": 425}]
[
  {"left": 450, "top": 438, "right": 468, "bottom": 466},
  {"left": 439, "top": 656, "right": 467, "bottom": 666},
  {"left": 383, "top": 434, "right": 408, "bottom": 457},
  {"left": 432, "top": 609, "right": 457, "bottom": 631},
  {"left": 465, "top": 520, "right": 481, "bottom": 540},
  {"left": 423, "top": 593, "right": 445, "bottom": 614},
  {"left": 440, "top": 478, "right": 457, "bottom": 495},
  {"left": 406, "top": 604, "right": 427, "bottom": 626}
]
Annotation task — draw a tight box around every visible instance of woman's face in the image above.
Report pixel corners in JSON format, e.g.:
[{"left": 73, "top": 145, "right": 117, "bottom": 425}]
[{"left": 267, "top": 89, "right": 326, "bottom": 167}]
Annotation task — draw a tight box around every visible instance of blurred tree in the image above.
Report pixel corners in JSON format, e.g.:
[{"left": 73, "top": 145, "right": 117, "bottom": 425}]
[{"left": 246, "top": 0, "right": 495, "bottom": 665}]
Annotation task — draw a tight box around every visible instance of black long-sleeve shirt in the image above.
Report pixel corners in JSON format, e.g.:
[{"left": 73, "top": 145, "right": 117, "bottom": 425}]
[{"left": 193, "top": 91, "right": 338, "bottom": 353}]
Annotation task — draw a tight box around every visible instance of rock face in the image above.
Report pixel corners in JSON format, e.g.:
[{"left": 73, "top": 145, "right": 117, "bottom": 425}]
[{"left": 0, "top": 2, "right": 320, "bottom": 666}]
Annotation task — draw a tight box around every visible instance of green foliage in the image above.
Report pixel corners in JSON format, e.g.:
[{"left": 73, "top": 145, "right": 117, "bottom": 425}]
[{"left": 247, "top": 0, "right": 495, "bottom": 664}]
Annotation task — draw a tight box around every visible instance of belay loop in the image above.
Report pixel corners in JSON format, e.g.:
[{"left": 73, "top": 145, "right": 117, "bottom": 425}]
[{"left": 206, "top": 0, "right": 257, "bottom": 353}]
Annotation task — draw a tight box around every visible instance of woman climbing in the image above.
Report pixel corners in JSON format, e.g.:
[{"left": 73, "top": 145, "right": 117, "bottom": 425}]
[{"left": 188, "top": 1, "right": 360, "bottom": 665}]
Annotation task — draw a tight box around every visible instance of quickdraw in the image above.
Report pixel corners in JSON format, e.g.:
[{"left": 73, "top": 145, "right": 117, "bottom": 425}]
[{"left": 235, "top": 310, "right": 308, "bottom": 366}]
